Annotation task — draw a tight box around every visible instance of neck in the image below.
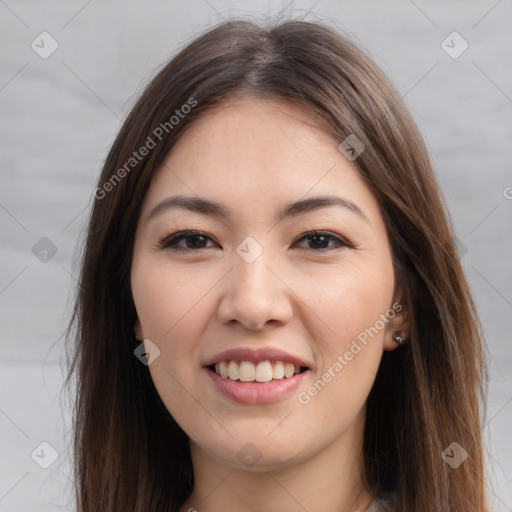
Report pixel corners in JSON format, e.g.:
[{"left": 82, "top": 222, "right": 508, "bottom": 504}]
[{"left": 179, "top": 405, "right": 373, "bottom": 512}]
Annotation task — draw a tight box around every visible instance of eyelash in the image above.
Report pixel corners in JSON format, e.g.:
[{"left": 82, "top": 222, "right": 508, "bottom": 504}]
[{"left": 157, "top": 230, "right": 351, "bottom": 252}]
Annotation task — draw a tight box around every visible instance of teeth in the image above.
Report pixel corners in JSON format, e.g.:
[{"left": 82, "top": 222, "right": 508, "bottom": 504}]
[
  {"left": 273, "top": 361, "right": 285, "bottom": 379},
  {"left": 255, "top": 361, "right": 273, "bottom": 382},
  {"left": 228, "top": 360, "right": 239, "bottom": 380},
  {"left": 219, "top": 360, "right": 229, "bottom": 378},
  {"left": 213, "top": 360, "right": 304, "bottom": 382},
  {"left": 239, "top": 361, "right": 255, "bottom": 382}
]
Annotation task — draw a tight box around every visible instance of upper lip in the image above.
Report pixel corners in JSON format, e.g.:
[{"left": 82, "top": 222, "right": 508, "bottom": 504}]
[{"left": 203, "top": 347, "right": 312, "bottom": 369}]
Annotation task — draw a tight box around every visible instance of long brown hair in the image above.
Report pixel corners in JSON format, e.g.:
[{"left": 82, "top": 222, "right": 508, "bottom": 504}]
[{"left": 66, "top": 16, "right": 490, "bottom": 511}]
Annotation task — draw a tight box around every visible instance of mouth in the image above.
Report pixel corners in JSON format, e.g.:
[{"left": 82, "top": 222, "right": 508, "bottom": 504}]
[
  {"left": 207, "top": 360, "right": 309, "bottom": 383},
  {"left": 202, "top": 347, "right": 312, "bottom": 403}
]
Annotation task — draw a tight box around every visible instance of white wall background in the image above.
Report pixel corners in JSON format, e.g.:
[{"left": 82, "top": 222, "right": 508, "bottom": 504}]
[{"left": 1, "top": 1, "right": 511, "bottom": 510}]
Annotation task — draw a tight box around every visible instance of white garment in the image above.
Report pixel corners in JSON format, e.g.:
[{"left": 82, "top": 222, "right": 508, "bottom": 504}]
[{"left": 363, "top": 492, "right": 395, "bottom": 512}]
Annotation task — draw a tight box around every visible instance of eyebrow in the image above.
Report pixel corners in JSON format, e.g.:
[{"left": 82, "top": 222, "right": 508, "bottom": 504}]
[{"left": 147, "top": 194, "right": 369, "bottom": 224}]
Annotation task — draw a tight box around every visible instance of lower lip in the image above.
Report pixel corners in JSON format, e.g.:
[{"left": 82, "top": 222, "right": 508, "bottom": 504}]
[{"left": 204, "top": 367, "right": 309, "bottom": 404}]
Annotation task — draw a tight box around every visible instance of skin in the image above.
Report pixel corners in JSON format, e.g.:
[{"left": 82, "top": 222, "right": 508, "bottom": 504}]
[{"left": 131, "top": 96, "right": 410, "bottom": 512}]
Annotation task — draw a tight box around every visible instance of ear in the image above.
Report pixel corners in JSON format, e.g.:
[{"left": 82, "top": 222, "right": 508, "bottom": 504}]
[
  {"left": 383, "top": 282, "right": 411, "bottom": 351},
  {"left": 134, "top": 317, "right": 144, "bottom": 341}
]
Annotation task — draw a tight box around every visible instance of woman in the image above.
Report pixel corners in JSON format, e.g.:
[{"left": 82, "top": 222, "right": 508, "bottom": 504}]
[{"left": 66, "top": 17, "right": 490, "bottom": 512}]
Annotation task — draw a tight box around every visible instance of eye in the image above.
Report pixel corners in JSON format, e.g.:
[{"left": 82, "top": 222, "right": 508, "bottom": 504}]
[
  {"left": 158, "top": 230, "right": 350, "bottom": 252},
  {"left": 158, "top": 230, "right": 218, "bottom": 251},
  {"left": 293, "top": 231, "right": 350, "bottom": 251}
]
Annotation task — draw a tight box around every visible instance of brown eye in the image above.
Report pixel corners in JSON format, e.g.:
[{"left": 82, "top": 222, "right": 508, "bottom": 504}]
[
  {"left": 160, "top": 231, "right": 217, "bottom": 250},
  {"left": 294, "top": 231, "right": 349, "bottom": 251},
  {"left": 158, "top": 230, "right": 350, "bottom": 252}
]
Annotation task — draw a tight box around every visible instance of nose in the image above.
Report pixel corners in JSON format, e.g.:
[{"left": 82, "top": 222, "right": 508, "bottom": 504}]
[{"left": 216, "top": 247, "right": 294, "bottom": 331}]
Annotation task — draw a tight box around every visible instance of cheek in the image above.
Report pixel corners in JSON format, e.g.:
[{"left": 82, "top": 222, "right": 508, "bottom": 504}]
[
  {"left": 299, "top": 258, "right": 394, "bottom": 345},
  {"left": 132, "top": 261, "right": 216, "bottom": 343},
  {"left": 131, "top": 262, "right": 218, "bottom": 424},
  {"left": 295, "top": 259, "right": 393, "bottom": 405},
  {"left": 131, "top": 260, "right": 222, "bottom": 400}
]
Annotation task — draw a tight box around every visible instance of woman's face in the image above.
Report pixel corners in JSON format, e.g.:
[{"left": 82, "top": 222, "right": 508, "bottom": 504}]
[{"left": 131, "top": 96, "right": 407, "bottom": 471}]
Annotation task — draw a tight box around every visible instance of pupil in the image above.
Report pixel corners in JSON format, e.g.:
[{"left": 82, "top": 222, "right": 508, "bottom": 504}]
[
  {"left": 188, "top": 235, "right": 206, "bottom": 248},
  {"left": 311, "top": 235, "right": 327, "bottom": 248}
]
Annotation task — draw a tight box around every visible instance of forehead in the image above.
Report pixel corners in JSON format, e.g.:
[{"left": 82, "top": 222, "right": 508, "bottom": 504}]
[{"left": 141, "top": 96, "right": 381, "bottom": 225}]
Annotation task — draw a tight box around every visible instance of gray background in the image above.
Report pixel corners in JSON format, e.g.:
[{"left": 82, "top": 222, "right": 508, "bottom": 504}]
[{"left": 1, "top": 1, "right": 511, "bottom": 510}]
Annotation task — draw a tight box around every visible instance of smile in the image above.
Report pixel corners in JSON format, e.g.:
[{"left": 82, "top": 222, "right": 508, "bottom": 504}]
[
  {"left": 205, "top": 362, "right": 310, "bottom": 404},
  {"left": 211, "top": 360, "right": 308, "bottom": 382}
]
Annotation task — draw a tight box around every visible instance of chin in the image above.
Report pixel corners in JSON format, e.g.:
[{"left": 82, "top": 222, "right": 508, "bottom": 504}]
[{"left": 198, "top": 433, "right": 313, "bottom": 472}]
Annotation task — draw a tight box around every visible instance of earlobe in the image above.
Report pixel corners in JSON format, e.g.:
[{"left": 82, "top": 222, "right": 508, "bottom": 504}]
[{"left": 384, "top": 285, "right": 411, "bottom": 351}]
